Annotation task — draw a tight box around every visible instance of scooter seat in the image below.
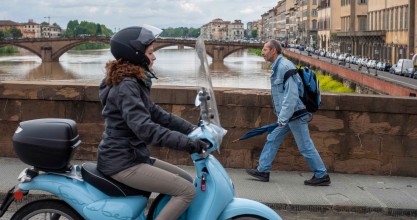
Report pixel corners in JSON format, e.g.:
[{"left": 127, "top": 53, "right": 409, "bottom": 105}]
[{"left": 81, "top": 162, "right": 151, "bottom": 198}]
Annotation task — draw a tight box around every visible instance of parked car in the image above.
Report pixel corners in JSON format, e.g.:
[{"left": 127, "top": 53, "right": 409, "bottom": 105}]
[
  {"left": 376, "top": 61, "right": 384, "bottom": 70},
  {"left": 367, "top": 60, "right": 377, "bottom": 69},
  {"left": 337, "top": 53, "right": 350, "bottom": 61},
  {"left": 383, "top": 63, "right": 392, "bottom": 72},
  {"left": 413, "top": 70, "right": 417, "bottom": 79},
  {"left": 389, "top": 64, "right": 397, "bottom": 74},
  {"left": 404, "top": 67, "right": 415, "bottom": 78},
  {"left": 345, "top": 56, "right": 352, "bottom": 63},
  {"left": 393, "top": 59, "right": 414, "bottom": 76},
  {"left": 349, "top": 56, "right": 357, "bottom": 64},
  {"left": 360, "top": 58, "right": 369, "bottom": 66}
]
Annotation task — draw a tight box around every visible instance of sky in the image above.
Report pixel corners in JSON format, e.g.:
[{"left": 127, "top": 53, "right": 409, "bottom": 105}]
[{"left": 1, "top": 0, "right": 279, "bottom": 31}]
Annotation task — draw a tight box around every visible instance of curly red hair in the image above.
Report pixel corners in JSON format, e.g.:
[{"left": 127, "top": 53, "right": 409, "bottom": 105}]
[{"left": 105, "top": 59, "right": 146, "bottom": 86}]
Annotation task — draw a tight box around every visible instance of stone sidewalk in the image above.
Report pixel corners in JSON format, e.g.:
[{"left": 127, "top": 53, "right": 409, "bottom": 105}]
[{"left": 1, "top": 157, "right": 417, "bottom": 219}]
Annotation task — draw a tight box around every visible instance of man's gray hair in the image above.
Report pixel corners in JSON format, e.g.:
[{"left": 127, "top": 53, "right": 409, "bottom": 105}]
[{"left": 267, "top": 40, "right": 282, "bottom": 55}]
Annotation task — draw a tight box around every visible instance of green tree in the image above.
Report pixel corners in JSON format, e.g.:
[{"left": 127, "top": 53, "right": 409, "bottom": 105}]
[
  {"left": 251, "top": 30, "right": 257, "bottom": 39},
  {"left": 189, "top": 28, "right": 200, "bottom": 37},
  {"left": 96, "top": 24, "right": 102, "bottom": 36},
  {"left": 62, "top": 20, "right": 113, "bottom": 50},
  {"left": 0, "top": 30, "right": 4, "bottom": 40},
  {"left": 159, "top": 27, "right": 200, "bottom": 38},
  {"left": 64, "top": 20, "right": 113, "bottom": 37},
  {"left": 64, "top": 20, "right": 80, "bottom": 37},
  {"left": 9, "top": 27, "right": 22, "bottom": 39}
]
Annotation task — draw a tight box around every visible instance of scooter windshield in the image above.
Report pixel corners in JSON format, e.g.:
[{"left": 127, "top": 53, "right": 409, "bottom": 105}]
[{"left": 193, "top": 37, "right": 227, "bottom": 152}]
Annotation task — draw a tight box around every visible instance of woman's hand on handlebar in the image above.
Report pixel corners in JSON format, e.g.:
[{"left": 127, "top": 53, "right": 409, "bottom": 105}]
[{"left": 186, "top": 139, "right": 209, "bottom": 154}]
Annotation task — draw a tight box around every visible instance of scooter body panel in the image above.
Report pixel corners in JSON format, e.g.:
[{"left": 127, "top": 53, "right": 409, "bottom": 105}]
[
  {"left": 18, "top": 174, "right": 148, "bottom": 220},
  {"left": 152, "top": 155, "right": 236, "bottom": 220},
  {"left": 187, "top": 155, "right": 235, "bottom": 219},
  {"left": 217, "top": 198, "right": 282, "bottom": 220}
]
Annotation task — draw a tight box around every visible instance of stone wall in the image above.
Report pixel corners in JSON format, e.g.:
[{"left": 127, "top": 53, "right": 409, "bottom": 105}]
[{"left": 1, "top": 81, "right": 417, "bottom": 176}]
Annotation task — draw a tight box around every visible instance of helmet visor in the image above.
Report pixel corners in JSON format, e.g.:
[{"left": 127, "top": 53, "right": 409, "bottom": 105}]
[{"left": 138, "top": 24, "right": 162, "bottom": 45}]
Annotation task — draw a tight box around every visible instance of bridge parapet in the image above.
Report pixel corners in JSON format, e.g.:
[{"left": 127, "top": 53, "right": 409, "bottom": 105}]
[{"left": 0, "top": 81, "right": 416, "bottom": 177}]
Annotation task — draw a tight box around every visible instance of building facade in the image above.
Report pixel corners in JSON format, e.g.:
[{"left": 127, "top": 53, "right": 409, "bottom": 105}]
[
  {"left": 1, "top": 19, "right": 61, "bottom": 39},
  {"left": 41, "top": 24, "right": 62, "bottom": 38},
  {"left": 227, "top": 20, "right": 244, "bottom": 40},
  {"left": 22, "top": 19, "right": 41, "bottom": 38},
  {"left": 337, "top": 0, "right": 410, "bottom": 64},
  {"left": 200, "top": 18, "right": 244, "bottom": 41},
  {"left": 295, "top": 0, "right": 319, "bottom": 47},
  {"left": 317, "top": 0, "right": 341, "bottom": 52}
]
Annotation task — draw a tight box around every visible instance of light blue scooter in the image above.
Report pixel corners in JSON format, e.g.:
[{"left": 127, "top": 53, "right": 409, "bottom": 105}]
[{"left": 0, "top": 37, "right": 281, "bottom": 220}]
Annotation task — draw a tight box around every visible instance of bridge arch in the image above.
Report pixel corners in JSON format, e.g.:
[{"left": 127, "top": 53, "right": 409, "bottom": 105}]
[
  {"left": 0, "top": 42, "right": 42, "bottom": 58},
  {"left": 52, "top": 39, "right": 110, "bottom": 61},
  {"left": 222, "top": 45, "right": 261, "bottom": 60}
]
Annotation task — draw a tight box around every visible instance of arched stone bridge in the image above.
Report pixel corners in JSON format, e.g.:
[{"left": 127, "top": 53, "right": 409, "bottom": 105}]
[{"left": 0, "top": 37, "right": 263, "bottom": 63}]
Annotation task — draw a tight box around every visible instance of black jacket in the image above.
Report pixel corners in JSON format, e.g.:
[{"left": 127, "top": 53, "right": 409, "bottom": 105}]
[{"left": 97, "top": 76, "right": 195, "bottom": 176}]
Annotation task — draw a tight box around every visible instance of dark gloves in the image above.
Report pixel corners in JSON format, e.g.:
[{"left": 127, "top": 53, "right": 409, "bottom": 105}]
[{"left": 186, "top": 139, "right": 209, "bottom": 154}]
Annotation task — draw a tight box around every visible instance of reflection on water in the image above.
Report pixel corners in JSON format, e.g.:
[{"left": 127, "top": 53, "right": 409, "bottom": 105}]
[{"left": 0, "top": 47, "right": 271, "bottom": 89}]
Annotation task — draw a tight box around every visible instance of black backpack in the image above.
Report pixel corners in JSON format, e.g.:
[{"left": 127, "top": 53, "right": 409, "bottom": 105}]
[{"left": 283, "top": 67, "right": 321, "bottom": 113}]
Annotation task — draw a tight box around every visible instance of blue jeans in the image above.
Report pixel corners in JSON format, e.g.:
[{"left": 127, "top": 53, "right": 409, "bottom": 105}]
[{"left": 257, "top": 114, "right": 327, "bottom": 178}]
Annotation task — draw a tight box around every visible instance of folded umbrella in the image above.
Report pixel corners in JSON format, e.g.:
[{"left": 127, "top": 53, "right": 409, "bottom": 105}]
[{"left": 232, "top": 122, "right": 278, "bottom": 143}]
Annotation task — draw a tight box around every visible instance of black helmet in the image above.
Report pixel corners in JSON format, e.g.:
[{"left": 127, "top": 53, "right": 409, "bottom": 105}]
[{"left": 110, "top": 25, "right": 162, "bottom": 68}]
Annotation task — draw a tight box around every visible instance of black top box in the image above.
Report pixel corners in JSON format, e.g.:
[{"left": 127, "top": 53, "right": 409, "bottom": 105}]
[{"left": 13, "top": 118, "right": 81, "bottom": 172}]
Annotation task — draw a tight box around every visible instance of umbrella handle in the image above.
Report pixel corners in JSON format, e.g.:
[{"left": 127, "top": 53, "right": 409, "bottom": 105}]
[{"left": 231, "top": 139, "right": 240, "bottom": 143}]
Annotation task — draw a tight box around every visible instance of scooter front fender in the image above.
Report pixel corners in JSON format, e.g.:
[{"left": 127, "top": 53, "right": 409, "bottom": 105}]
[{"left": 217, "top": 198, "right": 282, "bottom": 220}]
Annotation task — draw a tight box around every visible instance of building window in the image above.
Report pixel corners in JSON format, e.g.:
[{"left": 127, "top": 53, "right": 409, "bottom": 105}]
[
  {"left": 341, "top": 0, "right": 351, "bottom": 6},
  {"left": 395, "top": 7, "right": 398, "bottom": 30},
  {"left": 312, "top": 20, "right": 317, "bottom": 30},
  {"left": 404, "top": 6, "right": 408, "bottom": 30},
  {"left": 369, "top": 12, "right": 373, "bottom": 31},
  {"left": 311, "top": 10, "right": 317, "bottom": 17},
  {"left": 378, "top": 11, "right": 382, "bottom": 30},
  {"left": 390, "top": 8, "right": 393, "bottom": 31},
  {"left": 400, "top": 7, "right": 403, "bottom": 30},
  {"left": 358, "top": 0, "right": 367, "bottom": 4},
  {"left": 359, "top": 17, "right": 367, "bottom": 31},
  {"left": 313, "top": 0, "right": 317, "bottom": 5}
]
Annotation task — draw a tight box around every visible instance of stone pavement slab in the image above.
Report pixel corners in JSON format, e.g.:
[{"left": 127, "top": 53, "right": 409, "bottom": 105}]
[{"left": 1, "top": 157, "right": 417, "bottom": 218}]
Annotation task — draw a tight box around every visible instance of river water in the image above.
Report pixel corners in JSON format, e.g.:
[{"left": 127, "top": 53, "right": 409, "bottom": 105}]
[{"left": 0, "top": 47, "right": 271, "bottom": 89}]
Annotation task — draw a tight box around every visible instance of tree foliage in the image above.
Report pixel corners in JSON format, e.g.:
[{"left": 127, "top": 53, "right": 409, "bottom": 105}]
[
  {"left": 63, "top": 20, "right": 113, "bottom": 37},
  {"left": 159, "top": 27, "right": 200, "bottom": 38},
  {"left": 62, "top": 20, "right": 113, "bottom": 50},
  {"left": 251, "top": 30, "right": 257, "bottom": 39},
  {"left": 8, "top": 27, "right": 23, "bottom": 39},
  {"left": 0, "top": 28, "right": 23, "bottom": 39}
]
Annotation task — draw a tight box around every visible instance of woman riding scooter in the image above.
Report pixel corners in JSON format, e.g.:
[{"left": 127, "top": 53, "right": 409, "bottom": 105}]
[{"left": 97, "top": 25, "right": 208, "bottom": 220}]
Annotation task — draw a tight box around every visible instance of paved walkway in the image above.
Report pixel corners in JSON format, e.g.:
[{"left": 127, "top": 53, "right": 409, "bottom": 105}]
[{"left": 1, "top": 157, "right": 417, "bottom": 219}]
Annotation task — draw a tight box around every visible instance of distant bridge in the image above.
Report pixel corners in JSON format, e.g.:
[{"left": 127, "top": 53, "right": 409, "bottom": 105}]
[{"left": 0, "top": 37, "right": 263, "bottom": 63}]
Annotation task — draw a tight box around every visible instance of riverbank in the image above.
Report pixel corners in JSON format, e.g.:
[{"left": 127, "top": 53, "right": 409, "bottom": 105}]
[{"left": 0, "top": 46, "right": 18, "bottom": 55}]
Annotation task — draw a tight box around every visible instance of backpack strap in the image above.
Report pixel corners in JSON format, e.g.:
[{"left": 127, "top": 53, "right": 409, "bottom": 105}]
[{"left": 283, "top": 68, "right": 299, "bottom": 89}]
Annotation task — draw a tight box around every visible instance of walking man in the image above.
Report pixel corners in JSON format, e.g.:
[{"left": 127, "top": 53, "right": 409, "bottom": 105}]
[{"left": 246, "top": 40, "right": 330, "bottom": 186}]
